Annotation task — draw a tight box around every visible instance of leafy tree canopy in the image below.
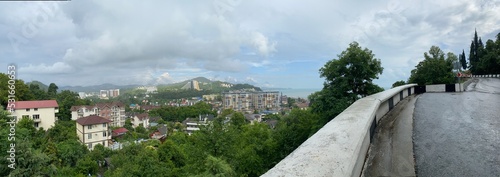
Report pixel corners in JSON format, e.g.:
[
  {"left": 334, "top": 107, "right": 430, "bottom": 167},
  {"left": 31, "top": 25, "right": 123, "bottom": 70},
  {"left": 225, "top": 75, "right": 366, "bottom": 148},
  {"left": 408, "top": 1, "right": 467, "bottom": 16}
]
[
  {"left": 310, "top": 41, "right": 384, "bottom": 124},
  {"left": 408, "top": 46, "right": 455, "bottom": 85}
]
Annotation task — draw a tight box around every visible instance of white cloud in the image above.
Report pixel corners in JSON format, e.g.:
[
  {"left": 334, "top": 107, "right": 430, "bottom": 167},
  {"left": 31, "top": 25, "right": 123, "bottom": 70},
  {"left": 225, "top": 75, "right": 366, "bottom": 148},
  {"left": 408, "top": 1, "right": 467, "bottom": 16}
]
[
  {"left": 1, "top": 0, "right": 499, "bottom": 89},
  {"left": 251, "top": 32, "right": 277, "bottom": 56},
  {"left": 19, "top": 62, "right": 73, "bottom": 74}
]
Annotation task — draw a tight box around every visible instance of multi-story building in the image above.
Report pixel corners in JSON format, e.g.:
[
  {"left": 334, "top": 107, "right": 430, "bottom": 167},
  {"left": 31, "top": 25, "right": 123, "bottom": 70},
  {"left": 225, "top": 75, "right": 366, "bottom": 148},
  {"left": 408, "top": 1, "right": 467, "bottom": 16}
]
[
  {"left": 76, "top": 115, "right": 112, "bottom": 150},
  {"left": 108, "top": 89, "right": 120, "bottom": 97},
  {"left": 222, "top": 91, "right": 253, "bottom": 112},
  {"left": 222, "top": 91, "right": 280, "bottom": 112},
  {"left": 252, "top": 91, "right": 280, "bottom": 110},
  {"left": 10, "top": 100, "right": 59, "bottom": 130},
  {"left": 71, "top": 102, "right": 126, "bottom": 127}
]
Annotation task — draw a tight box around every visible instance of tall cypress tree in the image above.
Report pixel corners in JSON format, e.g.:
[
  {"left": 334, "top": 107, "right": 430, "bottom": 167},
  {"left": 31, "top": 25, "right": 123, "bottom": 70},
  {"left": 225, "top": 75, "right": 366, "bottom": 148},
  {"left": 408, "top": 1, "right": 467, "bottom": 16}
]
[{"left": 460, "top": 49, "right": 467, "bottom": 70}]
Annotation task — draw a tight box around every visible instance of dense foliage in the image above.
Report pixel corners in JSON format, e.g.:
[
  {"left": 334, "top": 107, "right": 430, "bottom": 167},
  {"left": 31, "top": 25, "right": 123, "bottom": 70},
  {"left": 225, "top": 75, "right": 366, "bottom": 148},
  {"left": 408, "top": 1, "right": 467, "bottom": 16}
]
[
  {"left": 468, "top": 31, "right": 500, "bottom": 75},
  {"left": 310, "top": 42, "right": 384, "bottom": 124},
  {"left": 408, "top": 46, "right": 457, "bottom": 85}
]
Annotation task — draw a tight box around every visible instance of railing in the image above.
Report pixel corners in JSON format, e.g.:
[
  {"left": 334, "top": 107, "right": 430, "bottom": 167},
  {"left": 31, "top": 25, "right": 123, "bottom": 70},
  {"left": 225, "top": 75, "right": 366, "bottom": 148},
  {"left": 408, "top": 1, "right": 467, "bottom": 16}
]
[{"left": 262, "top": 84, "right": 417, "bottom": 177}]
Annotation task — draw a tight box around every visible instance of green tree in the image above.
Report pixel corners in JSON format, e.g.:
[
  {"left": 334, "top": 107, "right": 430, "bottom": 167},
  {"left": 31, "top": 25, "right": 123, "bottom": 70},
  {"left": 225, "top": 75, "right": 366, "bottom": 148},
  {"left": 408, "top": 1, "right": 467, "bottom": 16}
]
[
  {"left": 311, "top": 41, "right": 384, "bottom": 123},
  {"left": 124, "top": 118, "right": 134, "bottom": 131},
  {"left": 469, "top": 29, "right": 485, "bottom": 74},
  {"left": 48, "top": 83, "right": 59, "bottom": 99},
  {"left": 56, "top": 90, "right": 89, "bottom": 121},
  {"left": 460, "top": 49, "right": 467, "bottom": 70},
  {"left": 75, "top": 156, "right": 98, "bottom": 175},
  {"left": 392, "top": 80, "right": 407, "bottom": 88},
  {"left": 409, "top": 46, "right": 455, "bottom": 85},
  {"left": 56, "top": 139, "right": 89, "bottom": 166},
  {"left": 230, "top": 112, "right": 246, "bottom": 128},
  {"left": 29, "top": 83, "right": 49, "bottom": 100},
  {"left": 479, "top": 35, "right": 500, "bottom": 74}
]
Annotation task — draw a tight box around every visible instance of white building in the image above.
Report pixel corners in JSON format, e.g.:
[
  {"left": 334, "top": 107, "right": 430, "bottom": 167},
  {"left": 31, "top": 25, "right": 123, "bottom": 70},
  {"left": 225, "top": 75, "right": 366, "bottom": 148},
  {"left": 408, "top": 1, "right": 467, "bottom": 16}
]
[
  {"left": 132, "top": 113, "right": 149, "bottom": 128},
  {"left": 222, "top": 91, "right": 280, "bottom": 112},
  {"left": 11, "top": 100, "right": 59, "bottom": 130},
  {"left": 71, "top": 102, "right": 126, "bottom": 127},
  {"left": 76, "top": 115, "right": 112, "bottom": 150}
]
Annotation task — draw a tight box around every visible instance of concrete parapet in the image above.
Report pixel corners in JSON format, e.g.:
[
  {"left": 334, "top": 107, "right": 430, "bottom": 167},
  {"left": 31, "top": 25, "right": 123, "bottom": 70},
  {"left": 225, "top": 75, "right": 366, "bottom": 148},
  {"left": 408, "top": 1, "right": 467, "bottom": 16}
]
[{"left": 262, "top": 84, "right": 417, "bottom": 177}]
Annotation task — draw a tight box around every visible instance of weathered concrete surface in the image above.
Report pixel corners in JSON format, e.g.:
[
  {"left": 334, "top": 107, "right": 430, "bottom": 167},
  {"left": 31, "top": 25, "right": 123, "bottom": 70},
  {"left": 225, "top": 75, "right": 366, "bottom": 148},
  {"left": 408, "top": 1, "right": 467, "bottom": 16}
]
[
  {"left": 361, "top": 95, "right": 418, "bottom": 177},
  {"left": 262, "top": 84, "right": 416, "bottom": 177},
  {"left": 413, "top": 78, "right": 500, "bottom": 177}
]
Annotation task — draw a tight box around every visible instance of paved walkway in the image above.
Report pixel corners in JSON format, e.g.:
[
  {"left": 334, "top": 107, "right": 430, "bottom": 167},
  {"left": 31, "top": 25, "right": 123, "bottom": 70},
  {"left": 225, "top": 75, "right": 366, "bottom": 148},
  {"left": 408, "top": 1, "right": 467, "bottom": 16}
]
[{"left": 362, "top": 95, "right": 418, "bottom": 177}]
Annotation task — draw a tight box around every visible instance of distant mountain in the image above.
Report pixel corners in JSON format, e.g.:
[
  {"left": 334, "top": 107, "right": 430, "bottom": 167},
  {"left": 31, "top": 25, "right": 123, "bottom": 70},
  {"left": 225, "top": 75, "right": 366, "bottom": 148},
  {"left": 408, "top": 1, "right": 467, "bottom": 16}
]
[
  {"left": 26, "top": 80, "right": 49, "bottom": 91},
  {"left": 57, "top": 76, "right": 260, "bottom": 93},
  {"left": 59, "top": 83, "right": 141, "bottom": 93}
]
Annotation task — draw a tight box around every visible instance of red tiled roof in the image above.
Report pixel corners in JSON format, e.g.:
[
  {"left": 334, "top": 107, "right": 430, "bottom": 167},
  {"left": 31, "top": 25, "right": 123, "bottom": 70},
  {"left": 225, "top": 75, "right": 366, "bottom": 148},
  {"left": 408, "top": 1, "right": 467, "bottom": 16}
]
[
  {"left": 76, "top": 115, "right": 112, "bottom": 125},
  {"left": 14, "top": 100, "right": 58, "bottom": 109},
  {"left": 113, "top": 127, "right": 128, "bottom": 134}
]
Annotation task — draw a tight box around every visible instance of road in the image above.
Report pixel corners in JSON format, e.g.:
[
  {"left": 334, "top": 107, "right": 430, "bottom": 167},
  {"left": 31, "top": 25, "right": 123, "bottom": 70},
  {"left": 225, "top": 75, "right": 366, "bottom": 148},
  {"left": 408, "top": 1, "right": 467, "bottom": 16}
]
[{"left": 413, "top": 78, "right": 500, "bottom": 176}]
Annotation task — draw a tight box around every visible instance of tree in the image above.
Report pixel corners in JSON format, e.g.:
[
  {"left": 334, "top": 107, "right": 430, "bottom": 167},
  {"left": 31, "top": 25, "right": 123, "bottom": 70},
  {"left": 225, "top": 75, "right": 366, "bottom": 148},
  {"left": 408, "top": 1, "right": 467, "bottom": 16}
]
[
  {"left": 311, "top": 41, "right": 383, "bottom": 123},
  {"left": 48, "top": 83, "right": 59, "bottom": 99},
  {"left": 392, "top": 80, "right": 406, "bottom": 88},
  {"left": 469, "top": 29, "right": 485, "bottom": 74},
  {"left": 460, "top": 49, "right": 467, "bottom": 70},
  {"left": 56, "top": 90, "right": 90, "bottom": 121},
  {"left": 229, "top": 112, "right": 246, "bottom": 128},
  {"left": 408, "top": 46, "right": 455, "bottom": 85},
  {"left": 29, "top": 83, "right": 49, "bottom": 100}
]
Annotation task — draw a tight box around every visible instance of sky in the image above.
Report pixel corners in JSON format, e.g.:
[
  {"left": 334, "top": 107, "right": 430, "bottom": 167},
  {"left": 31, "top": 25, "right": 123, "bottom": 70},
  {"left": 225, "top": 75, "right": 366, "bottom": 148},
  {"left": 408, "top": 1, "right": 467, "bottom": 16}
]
[{"left": 1, "top": 0, "right": 499, "bottom": 89}]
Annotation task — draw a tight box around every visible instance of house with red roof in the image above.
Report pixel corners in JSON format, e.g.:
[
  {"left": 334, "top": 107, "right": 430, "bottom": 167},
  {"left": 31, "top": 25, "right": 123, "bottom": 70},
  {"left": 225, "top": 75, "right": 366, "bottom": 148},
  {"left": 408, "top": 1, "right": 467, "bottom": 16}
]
[
  {"left": 10, "top": 100, "right": 59, "bottom": 130},
  {"left": 76, "top": 115, "right": 112, "bottom": 150},
  {"left": 112, "top": 127, "right": 128, "bottom": 137}
]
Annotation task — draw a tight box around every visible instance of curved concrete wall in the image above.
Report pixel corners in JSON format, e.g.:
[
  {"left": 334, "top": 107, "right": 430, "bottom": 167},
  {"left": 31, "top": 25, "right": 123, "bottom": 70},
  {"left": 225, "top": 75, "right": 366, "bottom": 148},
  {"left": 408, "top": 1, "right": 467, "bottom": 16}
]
[{"left": 262, "top": 84, "right": 417, "bottom": 177}]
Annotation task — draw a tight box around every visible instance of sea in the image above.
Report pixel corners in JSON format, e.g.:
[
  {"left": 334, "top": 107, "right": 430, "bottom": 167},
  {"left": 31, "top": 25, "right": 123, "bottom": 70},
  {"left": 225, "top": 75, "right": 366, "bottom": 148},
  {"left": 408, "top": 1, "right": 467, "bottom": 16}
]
[{"left": 264, "top": 88, "right": 321, "bottom": 99}]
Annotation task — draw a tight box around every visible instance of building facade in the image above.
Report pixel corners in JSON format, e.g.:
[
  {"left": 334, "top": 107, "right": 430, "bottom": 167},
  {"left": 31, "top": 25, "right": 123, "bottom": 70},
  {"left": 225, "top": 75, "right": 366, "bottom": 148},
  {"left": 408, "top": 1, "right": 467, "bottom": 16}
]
[
  {"left": 222, "top": 91, "right": 280, "bottom": 112},
  {"left": 11, "top": 100, "right": 59, "bottom": 130},
  {"left": 76, "top": 115, "right": 112, "bottom": 150},
  {"left": 132, "top": 113, "right": 150, "bottom": 128},
  {"left": 71, "top": 102, "right": 126, "bottom": 127}
]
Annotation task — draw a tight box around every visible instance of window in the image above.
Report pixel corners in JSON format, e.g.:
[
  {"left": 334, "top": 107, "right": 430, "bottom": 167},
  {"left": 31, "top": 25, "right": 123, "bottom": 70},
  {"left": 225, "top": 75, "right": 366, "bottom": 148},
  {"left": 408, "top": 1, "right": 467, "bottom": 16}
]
[
  {"left": 102, "top": 123, "right": 107, "bottom": 128},
  {"left": 22, "top": 115, "right": 29, "bottom": 119},
  {"left": 87, "top": 125, "right": 92, "bottom": 130},
  {"left": 88, "top": 133, "right": 92, "bottom": 139},
  {"left": 33, "top": 114, "right": 40, "bottom": 120},
  {"left": 26, "top": 108, "right": 30, "bottom": 112},
  {"left": 34, "top": 108, "right": 38, "bottom": 111},
  {"left": 103, "top": 131, "right": 107, "bottom": 137},
  {"left": 34, "top": 123, "right": 39, "bottom": 128},
  {"left": 88, "top": 143, "right": 92, "bottom": 149}
]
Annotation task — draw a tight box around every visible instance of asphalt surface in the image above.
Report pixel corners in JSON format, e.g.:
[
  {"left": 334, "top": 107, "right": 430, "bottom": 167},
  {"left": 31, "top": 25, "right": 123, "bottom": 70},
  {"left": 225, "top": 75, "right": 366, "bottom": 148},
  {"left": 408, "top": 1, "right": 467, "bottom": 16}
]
[{"left": 413, "top": 78, "right": 500, "bottom": 177}]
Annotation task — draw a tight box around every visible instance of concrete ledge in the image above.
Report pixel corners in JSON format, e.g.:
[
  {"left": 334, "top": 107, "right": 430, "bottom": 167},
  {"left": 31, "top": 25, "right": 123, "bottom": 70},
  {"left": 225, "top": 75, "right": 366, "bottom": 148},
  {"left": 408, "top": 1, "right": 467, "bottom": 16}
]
[{"left": 262, "top": 84, "right": 417, "bottom": 177}]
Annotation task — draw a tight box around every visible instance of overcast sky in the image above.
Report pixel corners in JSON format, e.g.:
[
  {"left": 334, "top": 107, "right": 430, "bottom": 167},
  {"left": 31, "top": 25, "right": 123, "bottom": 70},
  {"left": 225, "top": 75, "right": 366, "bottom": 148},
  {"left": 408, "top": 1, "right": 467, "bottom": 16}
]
[{"left": 1, "top": 0, "right": 499, "bottom": 89}]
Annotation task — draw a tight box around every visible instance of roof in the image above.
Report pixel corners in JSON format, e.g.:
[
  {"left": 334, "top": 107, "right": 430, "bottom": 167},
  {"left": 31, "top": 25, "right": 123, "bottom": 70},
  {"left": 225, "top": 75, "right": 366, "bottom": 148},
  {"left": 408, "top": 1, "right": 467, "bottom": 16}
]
[
  {"left": 72, "top": 101, "right": 125, "bottom": 111},
  {"left": 14, "top": 100, "right": 58, "bottom": 109},
  {"left": 76, "top": 115, "right": 112, "bottom": 125},
  {"left": 245, "top": 114, "right": 261, "bottom": 121},
  {"left": 113, "top": 127, "right": 128, "bottom": 134},
  {"left": 135, "top": 113, "right": 149, "bottom": 121}
]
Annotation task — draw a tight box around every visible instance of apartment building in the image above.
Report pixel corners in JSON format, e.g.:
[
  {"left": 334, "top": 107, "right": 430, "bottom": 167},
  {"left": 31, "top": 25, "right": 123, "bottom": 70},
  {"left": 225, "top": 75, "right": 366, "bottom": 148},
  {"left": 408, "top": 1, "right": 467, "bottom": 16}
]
[
  {"left": 222, "top": 91, "right": 280, "bottom": 112},
  {"left": 10, "top": 100, "right": 59, "bottom": 130},
  {"left": 71, "top": 102, "right": 126, "bottom": 127},
  {"left": 76, "top": 115, "right": 112, "bottom": 150}
]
